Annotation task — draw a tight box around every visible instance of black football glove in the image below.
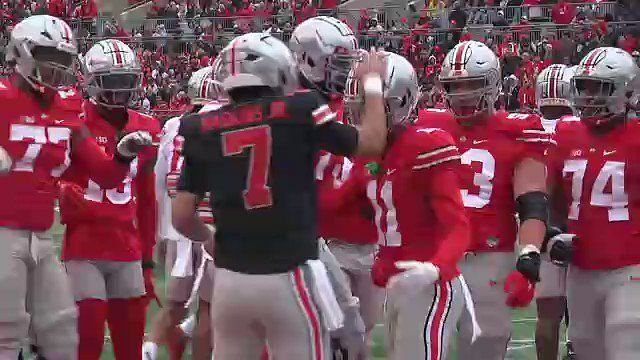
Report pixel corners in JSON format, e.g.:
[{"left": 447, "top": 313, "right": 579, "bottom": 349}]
[
  {"left": 541, "top": 226, "right": 575, "bottom": 267},
  {"left": 516, "top": 246, "right": 541, "bottom": 283},
  {"left": 547, "top": 234, "right": 576, "bottom": 267}
]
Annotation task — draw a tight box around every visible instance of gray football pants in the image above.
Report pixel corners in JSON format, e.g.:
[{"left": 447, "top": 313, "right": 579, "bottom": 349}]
[
  {"left": 211, "top": 265, "right": 330, "bottom": 360},
  {"left": 0, "top": 228, "right": 77, "bottom": 360},
  {"left": 567, "top": 264, "right": 640, "bottom": 360}
]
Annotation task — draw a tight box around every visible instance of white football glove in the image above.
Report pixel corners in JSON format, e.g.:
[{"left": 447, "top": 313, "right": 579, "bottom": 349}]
[
  {"left": 0, "top": 145, "right": 12, "bottom": 174},
  {"left": 117, "top": 131, "right": 153, "bottom": 159},
  {"left": 387, "top": 261, "right": 440, "bottom": 299}
]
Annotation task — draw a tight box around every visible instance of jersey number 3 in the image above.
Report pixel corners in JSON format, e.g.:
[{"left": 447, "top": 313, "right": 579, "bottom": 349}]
[{"left": 221, "top": 125, "right": 273, "bottom": 209}]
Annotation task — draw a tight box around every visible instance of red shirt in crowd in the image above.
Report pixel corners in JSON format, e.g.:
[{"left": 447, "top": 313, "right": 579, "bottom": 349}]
[{"left": 552, "top": 0, "right": 576, "bottom": 25}]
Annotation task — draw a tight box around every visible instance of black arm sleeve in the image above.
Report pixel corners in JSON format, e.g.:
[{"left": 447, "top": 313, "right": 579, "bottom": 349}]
[
  {"left": 314, "top": 121, "right": 359, "bottom": 157},
  {"left": 177, "top": 156, "right": 208, "bottom": 198}
]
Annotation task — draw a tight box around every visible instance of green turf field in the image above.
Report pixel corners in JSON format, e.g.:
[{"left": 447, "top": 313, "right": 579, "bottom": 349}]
[{"left": 47, "top": 215, "right": 564, "bottom": 360}]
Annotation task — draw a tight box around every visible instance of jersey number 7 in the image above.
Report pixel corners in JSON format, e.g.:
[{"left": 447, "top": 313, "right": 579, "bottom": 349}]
[{"left": 221, "top": 125, "right": 273, "bottom": 209}]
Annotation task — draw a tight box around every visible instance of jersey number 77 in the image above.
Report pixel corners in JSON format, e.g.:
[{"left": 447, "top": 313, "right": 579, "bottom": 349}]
[{"left": 221, "top": 125, "right": 273, "bottom": 210}]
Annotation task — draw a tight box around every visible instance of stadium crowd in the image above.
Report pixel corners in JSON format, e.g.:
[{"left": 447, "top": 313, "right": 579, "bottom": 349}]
[{"left": 0, "top": 0, "right": 638, "bottom": 120}]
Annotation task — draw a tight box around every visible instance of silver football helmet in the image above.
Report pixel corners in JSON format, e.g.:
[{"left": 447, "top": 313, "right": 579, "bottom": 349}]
[
  {"left": 83, "top": 39, "right": 141, "bottom": 109},
  {"left": 572, "top": 47, "right": 639, "bottom": 125},
  {"left": 344, "top": 52, "right": 420, "bottom": 126},
  {"left": 439, "top": 40, "right": 501, "bottom": 119},
  {"left": 8, "top": 15, "right": 78, "bottom": 92},
  {"left": 289, "top": 16, "right": 359, "bottom": 94},
  {"left": 536, "top": 64, "right": 575, "bottom": 122},
  {"left": 214, "top": 32, "right": 298, "bottom": 95},
  {"left": 187, "top": 66, "right": 215, "bottom": 105}
]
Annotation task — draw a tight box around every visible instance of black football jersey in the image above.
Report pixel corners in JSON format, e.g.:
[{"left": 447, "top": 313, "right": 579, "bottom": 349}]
[{"left": 178, "top": 90, "right": 358, "bottom": 274}]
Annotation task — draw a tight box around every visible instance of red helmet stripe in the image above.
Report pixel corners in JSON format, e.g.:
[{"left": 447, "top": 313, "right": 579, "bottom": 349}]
[
  {"left": 230, "top": 38, "right": 237, "bottom": 76},
  {"left": 453, "top": 43, "right": 468, "bottom": 71},
  {"left": 548, "top": 66, "right": 560, "bottom": 99},
  {"left": 111, "top": 40, "right": 124, "bottom": 66},
  {"left": 583, "top": 49, "right": 602, "bottom": 68}
]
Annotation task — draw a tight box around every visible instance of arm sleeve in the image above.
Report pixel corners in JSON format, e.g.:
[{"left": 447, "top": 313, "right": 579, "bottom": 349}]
[
  {"left": 409, "top": 129, "right": 469, "bottom": 280},
  {"left": 314, "top": 121, "right": 359, "bottom": 157},
  {"left": 136, "top": 163, "right": 157, "bottom": 262},
  {"left": 421, "top": 167, "right": 471, "bottom": 281},
  {"left": 177, "top": 153, "right": 208, "bottom": 198},
  {"left": 70, "top": 135, "right": 130, "bottom": 189}
]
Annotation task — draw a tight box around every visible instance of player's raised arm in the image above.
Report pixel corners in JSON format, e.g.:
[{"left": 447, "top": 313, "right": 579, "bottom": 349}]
[
  {"left": 351, "top": 48, "right": 388, "bottom": 157},
  {"left": 70, "top": 124, "right": 152, "bottom": 189}
]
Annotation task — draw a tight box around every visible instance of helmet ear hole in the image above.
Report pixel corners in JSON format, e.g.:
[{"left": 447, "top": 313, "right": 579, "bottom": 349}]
[{"left": 307, "top": 56, "right": 315, "bottom": 67}]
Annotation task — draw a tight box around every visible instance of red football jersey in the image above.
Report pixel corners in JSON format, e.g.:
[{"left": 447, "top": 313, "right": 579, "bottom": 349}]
[
  {"left": 315, "top": 96, "right": 377, "bottom": 244},
  {"left": 0, "top": 80, "right": 83, "bottom": 231},
  {"left": 368, "top": 126, "right": 470, "bottom": 285},
  {"left": 317, "top": 156, "right": 377, "bottom": 245},
  {"left": 549, "top": 117, "right": 640, "bottom": 270},
  {"left": 417, "top": 109, "right": 550, "bottom": 252},
  {"left": 60, "top": 100, "right": 160, "bottom": 261}
]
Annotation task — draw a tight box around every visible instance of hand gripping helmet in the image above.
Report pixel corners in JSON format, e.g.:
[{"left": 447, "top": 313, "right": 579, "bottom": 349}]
[
  {"left": 439, "top": 41, "right": 501, "bottom": 120},
  {"left": 344, "top": 52, "right": 420, "bottom": 127},
  {"left": 289, "top": 16, "right": 359, "bottom": 94},
  {"left": 214, "top": 33, "right": 298, "bottom": 96},
  {"left": 7, "top": 15, "right": 78, "bottom": 92},
  {"left": 83, "top": 39, "right": 142, "bottom": 109},
  {"left": 572, "top": 47, "right": 639, "bottom": 127},
  {"left": 536, "top": 64, "right": 575, "bottom": 119}
]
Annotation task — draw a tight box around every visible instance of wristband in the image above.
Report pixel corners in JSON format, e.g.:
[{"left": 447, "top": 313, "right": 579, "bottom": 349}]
[
  {"left": 142, "top": 260, "right": 155, "bottom": 269},
  {"left": 363, "top": 75, "right": 383, "bottom": 96}
]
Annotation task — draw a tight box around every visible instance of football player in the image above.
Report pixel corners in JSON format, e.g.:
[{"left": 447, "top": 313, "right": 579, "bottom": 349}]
[
  {"left": 342, "top": 51, "right": 471, "bottom": 360},
  {"left": 57, "top": 38, "right": 161, "bottom": 360},
  {"left": 145, "top": 65, "right": 220, "bottom": 360},
  {"left": 172, "top": 32, "right": 387, "bottom": 360},
  {"left": 0, "top": 16, "right": 150, "bottom": 359},
  {"left": 547, "top": 47, "right": 640, "bottom": 360},
  {"left": 533, "top": 64, "right": 575, "bottom": 360},
  {"left": 418, "top": 40, "right": 551, "bottom": 360},
  {"left": 290, "top": 16, "right": 382, "bottom": 357}
]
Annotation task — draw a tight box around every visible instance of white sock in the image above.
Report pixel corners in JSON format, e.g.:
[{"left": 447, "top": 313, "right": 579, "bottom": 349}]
[
  {"left": 142, "top": 341, "right": 158, "bottom": 360},
  {"left": 179, "top": 314, "right": 197, "bottom": 338}
]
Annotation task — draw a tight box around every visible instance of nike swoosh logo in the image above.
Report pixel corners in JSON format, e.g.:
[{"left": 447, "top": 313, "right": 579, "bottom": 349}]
[
  {"left": 386, "top": 169, "right": 396, "bottom": 176},
  {"left": 54, "top": 120, "right": 64, "bottom": 124},
  {"left": 604, "top": 150, "right": 617, "bottom": 156},
  {"left": 473, "top": 140, "right": 488, "bottom": 145}
]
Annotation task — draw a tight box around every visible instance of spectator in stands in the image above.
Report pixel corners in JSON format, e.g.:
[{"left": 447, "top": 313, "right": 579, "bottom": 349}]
[{"left": 552, "top": 0, "right": 577, "bottom": 25}]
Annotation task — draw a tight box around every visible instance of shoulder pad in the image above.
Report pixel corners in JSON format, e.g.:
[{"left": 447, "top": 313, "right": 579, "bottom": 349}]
[
  {"left": 405, "top": 126, "right": 460, "bottom": 171},
  {"left": 178, "top": 113, "right": 202, "bottom": 138},
  {"left": 416, "top": 108, "right": 454, "bottom": 126},
  {"left": 54, "top": 88, "right": 83, "bottom": 111},
  {"left": 496, "top": 111, "right": 544, "bottom": 133},
  {"left": 127, "top": 109, "right": 161, "bottom": 134}
]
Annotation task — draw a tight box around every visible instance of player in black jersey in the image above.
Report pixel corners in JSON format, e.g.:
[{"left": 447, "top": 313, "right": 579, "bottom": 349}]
[{"left": 172, "top": 32, "right": 387, "bottom": 360}]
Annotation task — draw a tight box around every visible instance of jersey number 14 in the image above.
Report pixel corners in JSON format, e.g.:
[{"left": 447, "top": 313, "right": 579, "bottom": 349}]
[{"left": 221, "top": 125, "right": 273, "bottom": 209}]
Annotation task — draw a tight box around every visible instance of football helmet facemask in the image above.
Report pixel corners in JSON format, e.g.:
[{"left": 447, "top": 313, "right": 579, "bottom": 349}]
[
  {"left": 344, "top": 52, "right": 420, "bottom": 127},
  {"left": 439, "top": 41, "right": 501, "bottom": 121},
  {"left": 290, "top": 16, "right": 359, "bottom": 94},
  {"left": 8, "top": 15, "right": 78, "bottom": 93},
  {"left": 536, "top": 64, "right": 575, "bottom": 120},
  {"left": 572, "top": 47, "right": 639, "bottom": 127},
  {"left": 83, "top": 39, "right": 142, "bottom": 109}
]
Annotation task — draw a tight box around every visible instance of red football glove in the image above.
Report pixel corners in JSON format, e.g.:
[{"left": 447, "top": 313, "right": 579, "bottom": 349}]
[
  {"left": 503, "top": 270, "right": 535, "bottom": 308},
  {"left": 143, "top": 267, "right": 161, "bottom": 307}
]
